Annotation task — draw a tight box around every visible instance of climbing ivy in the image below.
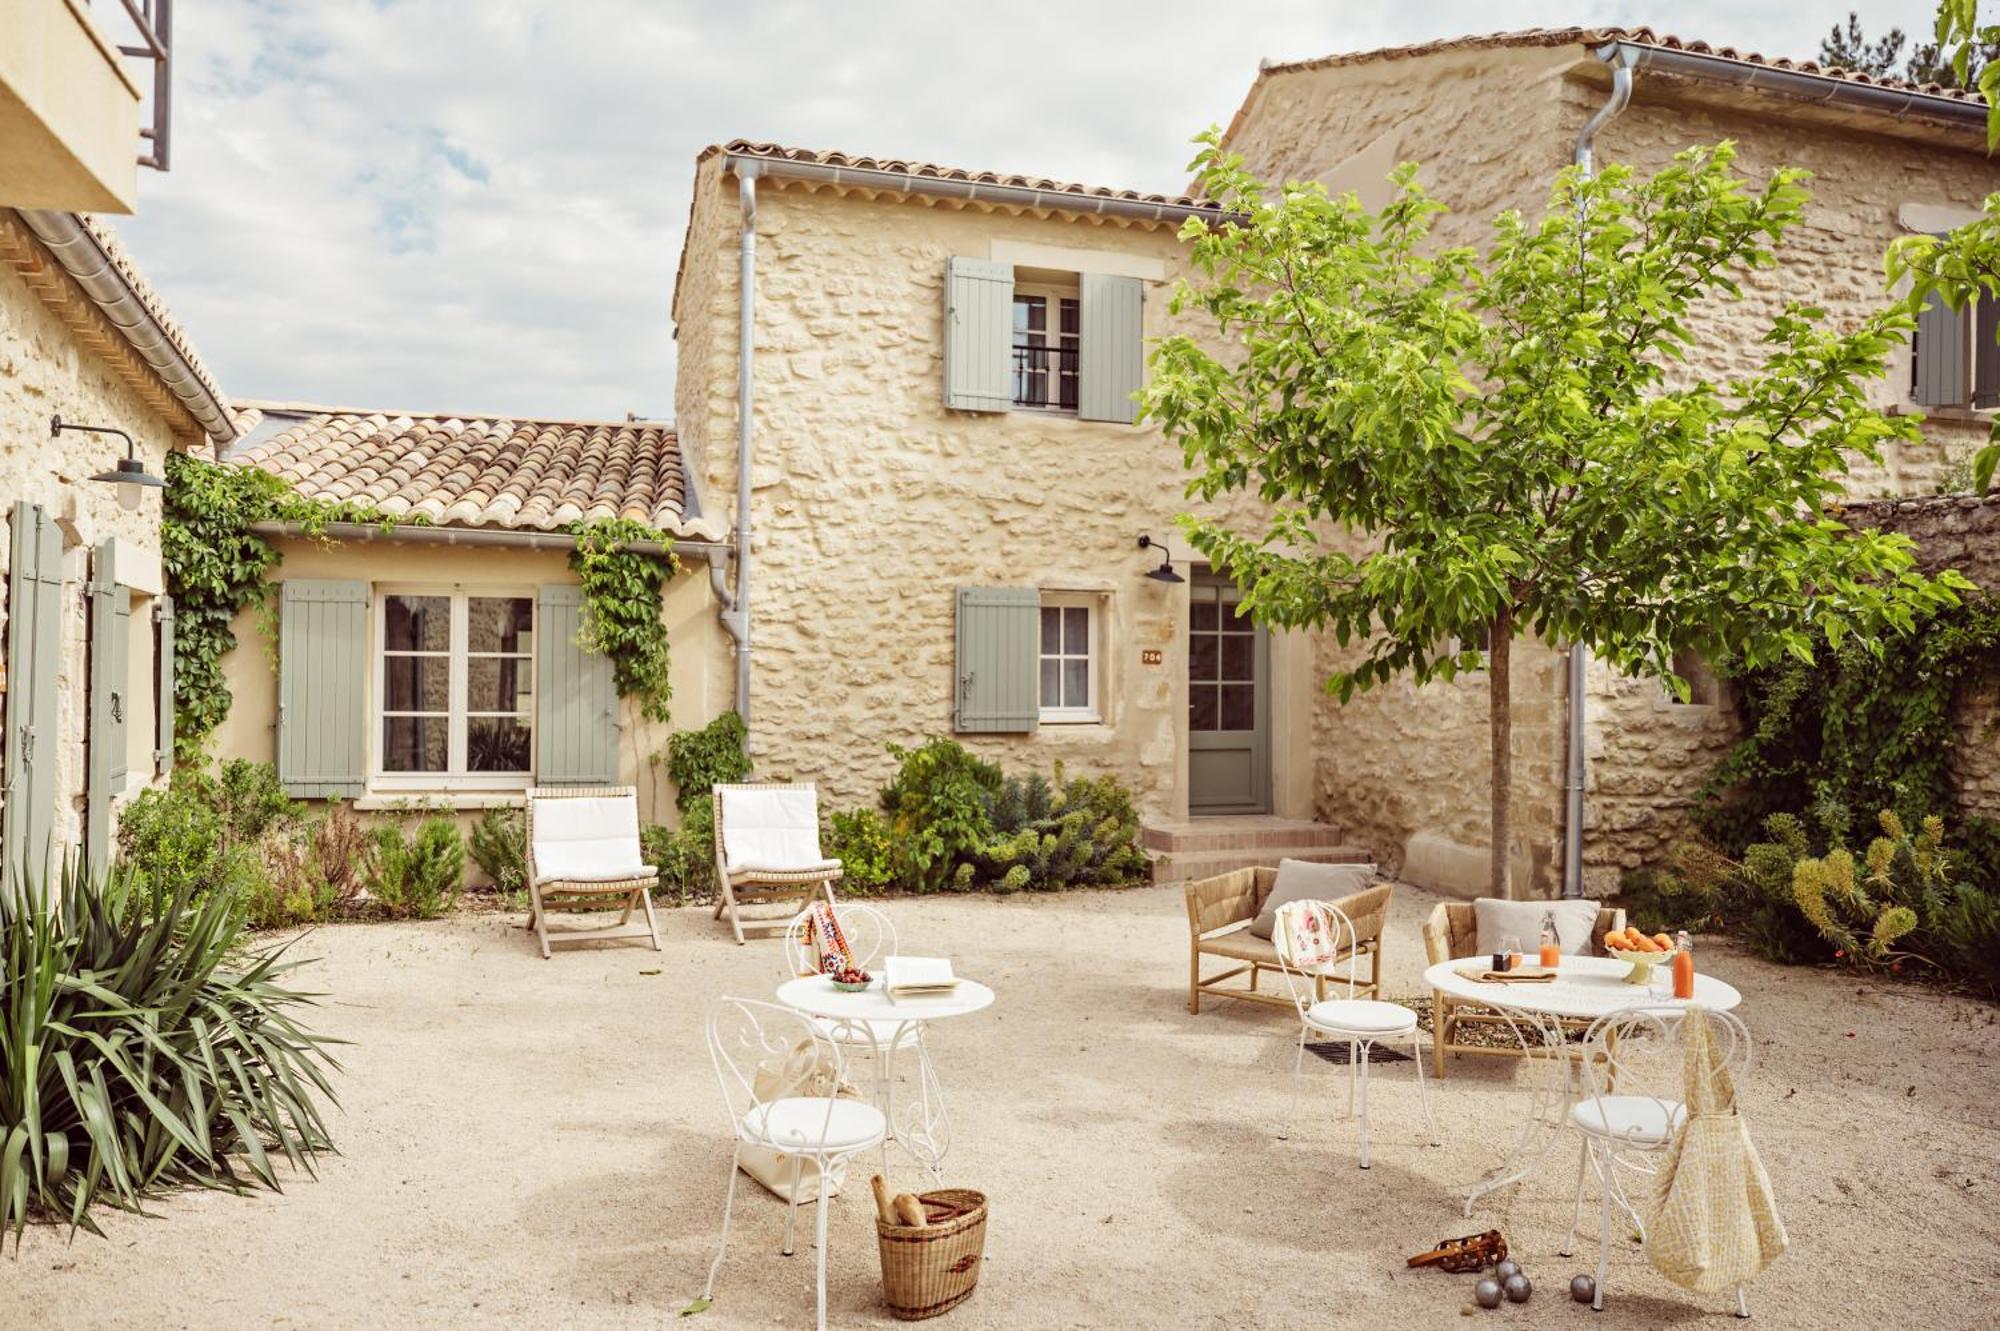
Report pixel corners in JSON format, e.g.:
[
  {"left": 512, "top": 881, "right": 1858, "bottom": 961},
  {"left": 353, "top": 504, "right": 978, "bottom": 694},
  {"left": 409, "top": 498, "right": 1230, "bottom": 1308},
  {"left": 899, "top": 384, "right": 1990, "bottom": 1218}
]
[
  {"left": 569, "top": 518, "right": 680, "bottom": 724},
  {"left": 1696, "top": 593, "right": 2000, "bottom": 852},
  {"left": 163, "top": 457, "right": 685, "bottom": 760}
]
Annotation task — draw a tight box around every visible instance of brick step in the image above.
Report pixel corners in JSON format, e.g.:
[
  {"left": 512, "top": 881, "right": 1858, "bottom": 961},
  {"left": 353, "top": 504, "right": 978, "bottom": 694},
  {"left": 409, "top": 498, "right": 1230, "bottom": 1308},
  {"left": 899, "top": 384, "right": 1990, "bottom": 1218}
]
[
  {"left": 1148, "top": 844, "right": 1373, "bottom": 885},
  {"left": 1140, "top": 816, "right": 1352, "bottom": 856}
]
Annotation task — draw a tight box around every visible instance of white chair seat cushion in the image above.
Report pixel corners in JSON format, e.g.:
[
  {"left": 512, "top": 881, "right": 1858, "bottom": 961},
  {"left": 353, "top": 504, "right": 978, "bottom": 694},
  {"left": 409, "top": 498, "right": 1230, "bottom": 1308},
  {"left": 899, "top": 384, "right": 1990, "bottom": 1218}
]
[
  {"left": 735, "top": 858, "right": 843, "bottom": 877},
  {"left": 809, "top": 1016, "right": 923, "bottom": 1050},
  {"left": 537, "top": 861, "right": 656, "bottom": 884},
  {"left": 1570, "top": 1095, "right": 1687, "bottom": 1144},
  {"left": 720, "top": 786, "right": 827, "bottom": 874},
  {"left": 742, "top": 1097, "right": 887, "bottom": 1152},
  {"left": 532, "top": 795, "right": 646, "bottom": 881},
  {"left": 1304, "top": 998, "right": 1417, "bottom": 1035}
]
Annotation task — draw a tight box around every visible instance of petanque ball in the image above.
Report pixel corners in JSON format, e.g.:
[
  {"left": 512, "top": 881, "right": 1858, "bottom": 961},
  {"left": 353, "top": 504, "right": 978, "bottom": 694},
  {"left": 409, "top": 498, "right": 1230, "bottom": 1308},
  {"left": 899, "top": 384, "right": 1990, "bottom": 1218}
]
[
  {"left": 1570, "top": 1274, "right": 1596, "bottom": 1303},
  {"left": 1473, "top": 1278, "right": 1504, "bottom": 1309},
  {"left": 1494, "top": 1259, "right": 1521, "bottom": 1282},
  {"left": 1504, "top": 1274, "right": 1532, "bottom": 1304}
]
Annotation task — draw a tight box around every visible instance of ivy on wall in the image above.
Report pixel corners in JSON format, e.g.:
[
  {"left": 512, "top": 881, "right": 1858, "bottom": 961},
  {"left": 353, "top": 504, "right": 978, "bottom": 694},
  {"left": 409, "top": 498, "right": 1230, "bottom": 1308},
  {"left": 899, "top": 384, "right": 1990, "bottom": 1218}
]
[
  {"left": 1696, "top": 592, "right": 2000, "bottom": 851},
  {"left": 569, "top": 518, "right": 680, "bottom": 724},
  {"left": 162, "top": 457, "right": 684, "bottom": 758}
]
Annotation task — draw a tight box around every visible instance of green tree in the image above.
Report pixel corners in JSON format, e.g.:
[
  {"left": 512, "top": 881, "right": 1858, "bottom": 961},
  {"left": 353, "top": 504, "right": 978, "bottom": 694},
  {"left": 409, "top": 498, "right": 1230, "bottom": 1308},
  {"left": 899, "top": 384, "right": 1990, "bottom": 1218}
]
[{"left": 1145, "top": 135, "right": 1967, "bottom": 898}]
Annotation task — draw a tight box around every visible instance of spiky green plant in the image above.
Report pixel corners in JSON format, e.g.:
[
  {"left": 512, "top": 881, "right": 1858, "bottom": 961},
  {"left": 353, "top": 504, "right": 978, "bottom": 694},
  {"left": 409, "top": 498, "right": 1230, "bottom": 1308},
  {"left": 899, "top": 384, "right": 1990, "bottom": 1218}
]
[{"left": 0, "top": 860, "right": 339, "bottom": 1244}]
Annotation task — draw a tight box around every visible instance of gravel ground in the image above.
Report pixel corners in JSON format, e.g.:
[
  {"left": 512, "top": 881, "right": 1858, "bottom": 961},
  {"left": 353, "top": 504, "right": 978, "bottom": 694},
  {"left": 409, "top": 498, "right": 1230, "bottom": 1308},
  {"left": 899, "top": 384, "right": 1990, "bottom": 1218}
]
[{"left": 12, "top": 882, "right": 1999, "bottom": 1329}]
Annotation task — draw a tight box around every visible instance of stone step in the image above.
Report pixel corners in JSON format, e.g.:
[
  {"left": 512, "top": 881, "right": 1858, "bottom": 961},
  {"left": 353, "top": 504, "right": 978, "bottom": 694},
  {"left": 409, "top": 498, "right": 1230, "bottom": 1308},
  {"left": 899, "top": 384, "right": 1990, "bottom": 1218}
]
[
  {"left": 1148, "top": 844, "right": 1374, "bottom": 886},
  {"left": 1139, "top": 816, "right": 1352, "bottom": 856}
]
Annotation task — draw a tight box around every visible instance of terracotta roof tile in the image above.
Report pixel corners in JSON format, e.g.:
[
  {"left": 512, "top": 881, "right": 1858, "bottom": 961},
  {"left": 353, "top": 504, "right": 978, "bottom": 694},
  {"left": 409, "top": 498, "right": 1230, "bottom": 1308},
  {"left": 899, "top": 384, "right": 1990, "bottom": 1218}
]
[
  {"left": 229, "top": 405, "right": 723, "bottom": 539},
  {"left": 711, "top": 139, "right": 1208, "bottom": 210}
]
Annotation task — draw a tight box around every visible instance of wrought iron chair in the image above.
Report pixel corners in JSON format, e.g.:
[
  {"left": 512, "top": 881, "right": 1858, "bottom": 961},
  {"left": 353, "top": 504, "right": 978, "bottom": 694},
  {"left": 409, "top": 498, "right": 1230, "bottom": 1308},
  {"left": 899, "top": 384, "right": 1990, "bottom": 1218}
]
[
  {"left": 1271, "top": 898, "right": 1439, "bottom": 1168},
  {"left": 703, "top": 997, "right": 887, "bottom": 1331}
]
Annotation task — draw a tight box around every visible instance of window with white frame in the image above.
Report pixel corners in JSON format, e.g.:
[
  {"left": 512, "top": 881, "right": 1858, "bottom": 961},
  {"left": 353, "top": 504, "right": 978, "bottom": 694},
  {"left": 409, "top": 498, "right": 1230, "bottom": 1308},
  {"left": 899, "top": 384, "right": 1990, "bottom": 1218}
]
[
  {"left": 376, "top": 589, "right": 534, "bottom": 785},
  {"left": 1038, "top": 593, "right": 1101, "bottom": 722},
  {"left": 1012, "top": 286, "right": 1080, "bottom": 412}
]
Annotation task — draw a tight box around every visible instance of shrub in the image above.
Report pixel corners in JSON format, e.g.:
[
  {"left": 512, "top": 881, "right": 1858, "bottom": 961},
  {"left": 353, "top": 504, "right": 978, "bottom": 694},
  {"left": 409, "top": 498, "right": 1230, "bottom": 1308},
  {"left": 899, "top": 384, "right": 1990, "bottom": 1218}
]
[
  {"left": 664, "top": 710, "right": 751, "bottom": 812},
  {"left": 0, "top": 860, "right": 338, "bottom": 1241},
  {"left": 880, "top": 738, "right": 1001, "bottom": 892},
  {"left": 971, "top": 766, "right": 1150, "bottom": 892},
  {"left": 1614, "top": 867, "right": 1722, "bottom": 936},
  {"left": 468, "top": 806, "right": 528, "bottom": 893},
  {"left": 252, "top": 803, "right": 371, "bottom": 929},
  {"left": 366, "top": 817, "right": 464, "bottom": 919},
  {"left": 822, "top": 807, "right": 895, "bottom": 893},
  {"left": 644, "top": 793, "right": 717, "bottom": 905},
  {"left": 116, "top": 758, "right": 298, "bottom": 910}
]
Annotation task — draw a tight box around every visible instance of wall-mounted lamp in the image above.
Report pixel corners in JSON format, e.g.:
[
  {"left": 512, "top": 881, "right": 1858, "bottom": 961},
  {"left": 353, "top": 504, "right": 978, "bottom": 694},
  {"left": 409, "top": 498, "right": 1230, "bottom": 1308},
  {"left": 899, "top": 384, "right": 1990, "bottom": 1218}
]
[
  {"left": 1137, "top": 533, "right": 1185, "bottom": 584},
  {"left": 54, "top": 415, "right": 164, "bottom": 512}
]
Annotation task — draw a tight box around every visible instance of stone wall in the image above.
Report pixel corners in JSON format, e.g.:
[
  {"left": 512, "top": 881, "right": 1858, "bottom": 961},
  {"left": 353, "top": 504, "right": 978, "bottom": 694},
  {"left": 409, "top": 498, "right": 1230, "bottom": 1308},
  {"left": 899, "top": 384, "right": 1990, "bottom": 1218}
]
[
  {"left": 673, "top": 157, "right": 1322, "bottom": 820},
  {"left": 0, "top": 228, "right": 177, "bottom": 866}
]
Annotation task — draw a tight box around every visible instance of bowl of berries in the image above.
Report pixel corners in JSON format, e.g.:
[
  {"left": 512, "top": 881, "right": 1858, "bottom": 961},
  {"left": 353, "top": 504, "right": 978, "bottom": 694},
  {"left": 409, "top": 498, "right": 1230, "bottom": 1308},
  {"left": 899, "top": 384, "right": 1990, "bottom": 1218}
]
[{"left": 829, "top": 967, "right": 873, "bottom": 993}]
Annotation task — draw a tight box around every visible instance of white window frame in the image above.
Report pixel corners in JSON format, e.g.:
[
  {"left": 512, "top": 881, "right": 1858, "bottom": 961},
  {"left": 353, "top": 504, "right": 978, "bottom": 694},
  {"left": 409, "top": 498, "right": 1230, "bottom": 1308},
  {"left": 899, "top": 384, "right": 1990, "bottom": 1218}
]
[
  {"left": 371, "top": 584, "right": 536, "bottom": 791},
  {"left": 1037, "top": 591, "right": 1103, "bottom": 724},
  {"left": 1012, "top": 282, "right": 1081, "bottom": 414}
]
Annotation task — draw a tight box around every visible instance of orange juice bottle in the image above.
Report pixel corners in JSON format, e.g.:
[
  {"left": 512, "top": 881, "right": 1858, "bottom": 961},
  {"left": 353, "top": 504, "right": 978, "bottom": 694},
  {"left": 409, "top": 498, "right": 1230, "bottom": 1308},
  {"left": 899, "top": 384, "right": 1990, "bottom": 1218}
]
[
  {"left": 1537, "top": 911, "right": 1561, "bottom": 969},
  {"left": 1672, "top": 931, "right": 1695, "bottom": 1000}
]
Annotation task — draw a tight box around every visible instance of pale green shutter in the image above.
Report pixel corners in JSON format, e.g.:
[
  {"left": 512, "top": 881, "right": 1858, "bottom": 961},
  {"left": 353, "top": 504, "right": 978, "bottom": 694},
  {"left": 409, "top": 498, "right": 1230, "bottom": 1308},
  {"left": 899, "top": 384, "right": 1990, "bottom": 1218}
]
[
  {"left": 154, "top": 594, "right": 175, "bottom": 775},
  {"left": 954, "top": 587, "right": 1039, "bottom": 734},
  {"left": 1079, "top": 273, "right": 1144, "bottom": 424},
  {"left": 3, "top": 501, "right": 64, "bottom": 888},
  {"left": 1975, "top": 299, "right": 1999, "bottom": 409},
  {"left": 943, "top": 257, "right": 1014, "bottom": 412},
  {"left": 277, "top": 579, "right": 369, "bottom": 798},
  {"left": 86, "top": 539, "right": 132, "bottom": 875},
  {"left": 536, "top": 584, "right": 618, "bottom": 784}
]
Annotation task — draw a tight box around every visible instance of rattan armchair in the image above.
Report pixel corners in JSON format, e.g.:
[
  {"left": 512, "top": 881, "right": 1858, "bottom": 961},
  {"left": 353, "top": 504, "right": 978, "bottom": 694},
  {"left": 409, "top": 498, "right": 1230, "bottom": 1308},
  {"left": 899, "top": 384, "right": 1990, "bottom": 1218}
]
[
  {"left": 1419, "top": 900, "right": 1625, "bottom": 1077},
  {"left": 1184, "top": 867, "right": 1389, "bottom": 1013}
]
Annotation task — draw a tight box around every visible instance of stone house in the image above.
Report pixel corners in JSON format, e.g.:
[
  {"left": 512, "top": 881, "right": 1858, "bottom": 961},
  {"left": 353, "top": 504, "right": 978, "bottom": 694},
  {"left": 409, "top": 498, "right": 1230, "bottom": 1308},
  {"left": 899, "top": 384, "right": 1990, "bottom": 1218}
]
[
  {"left": 0, "top": 211, "right": 236, "bottom": 881},
  {"left": 664, "top": 27, "right": 2000, "bottom": 894}
]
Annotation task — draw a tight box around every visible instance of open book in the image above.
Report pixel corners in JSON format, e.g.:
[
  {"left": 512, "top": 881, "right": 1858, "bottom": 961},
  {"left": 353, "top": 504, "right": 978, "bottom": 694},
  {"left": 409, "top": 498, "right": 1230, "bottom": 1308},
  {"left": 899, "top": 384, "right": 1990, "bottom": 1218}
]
[{"left": 884, "top": 955, "right": 958, "bottom": 1000}]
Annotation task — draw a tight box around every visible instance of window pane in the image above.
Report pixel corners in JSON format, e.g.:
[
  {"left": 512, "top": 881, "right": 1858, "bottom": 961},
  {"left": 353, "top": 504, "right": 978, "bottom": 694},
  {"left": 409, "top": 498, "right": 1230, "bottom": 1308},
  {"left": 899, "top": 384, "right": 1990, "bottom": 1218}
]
[
  {"left": 384, "top": 595, "right": 449, "bottom": 651},
  {"left": 468, "top": 658, "right": 531, "bottom": 714},
  {"left": 1013, "top": 295, "right": 1046, "bottom": 333},
  {"left": 383, "top": 716, "right": 448, "bottom": 772},
  {"left": 1221, "top": 634, "right": 1253, "bottom": 681},
  {"left": 467, "top": 716, "right": 531, "bottom": 773},
  {"left": 1220, "top": 684, "right": 1256, "bottom": 731},
  {"left": 1062, "top": 657, "right": 1088, "bottom": 708},
  {"left": 384, "top": 655, "right": 450, "bottom": 712},
  {"left": 1040, "top": 657, "right": 1060, "bottom": 708},
  {"left": 1040, "top": 606, "right": 1060, "bottom": 653},
  {"left": 1189, "top": 634, "right": 1218, "bottom": 681},
  {"left": 1059, "top": 298, "right": 1078, "bottom": 336},
  {"left": 1189, "top": 685, "right": 1219, "bottom": 731},
  {"left": 1190, "top": 599, "right": 1217, "bottom": 632},
  {"left": 468, "top": 597, "right": 532, "bottom": 654},
  {"left": 1063, "top": 606, "right": 1089, "bottom": 654}
]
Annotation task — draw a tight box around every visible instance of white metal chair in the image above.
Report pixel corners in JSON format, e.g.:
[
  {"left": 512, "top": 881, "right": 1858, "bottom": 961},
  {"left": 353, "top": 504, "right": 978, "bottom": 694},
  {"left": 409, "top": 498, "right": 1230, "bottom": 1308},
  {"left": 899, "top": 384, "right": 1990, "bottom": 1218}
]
[
  {"left": 1271, "top": 898, "right": 1439, "bottom": 1168},
  {"left": 1561, "top": 1004, "right": 1755, "bottom": 1317},
  {"left": 703, "top": 997, "right": 887, "bottom": 1331},
  {"left": 713, "top": 783, "right": 841, "bottom": 944},
  {"left": 525, "top": 786, "right": 661, "bottom": 958}
]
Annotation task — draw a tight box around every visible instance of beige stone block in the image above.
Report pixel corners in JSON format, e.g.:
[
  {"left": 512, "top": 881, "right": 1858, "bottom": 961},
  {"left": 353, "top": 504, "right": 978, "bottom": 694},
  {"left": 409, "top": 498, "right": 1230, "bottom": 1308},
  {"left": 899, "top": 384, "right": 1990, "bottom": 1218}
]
[{"left": 1400, "top": 831, "right": 1537, "bottom": 902}]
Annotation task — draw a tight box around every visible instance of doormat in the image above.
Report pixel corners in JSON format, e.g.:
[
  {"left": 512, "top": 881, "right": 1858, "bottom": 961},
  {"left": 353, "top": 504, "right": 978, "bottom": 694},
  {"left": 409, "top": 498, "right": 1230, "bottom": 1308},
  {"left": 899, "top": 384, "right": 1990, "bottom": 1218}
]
[{"left": 1304, "top": 1041, "right": 1411, "bottom": 1066}]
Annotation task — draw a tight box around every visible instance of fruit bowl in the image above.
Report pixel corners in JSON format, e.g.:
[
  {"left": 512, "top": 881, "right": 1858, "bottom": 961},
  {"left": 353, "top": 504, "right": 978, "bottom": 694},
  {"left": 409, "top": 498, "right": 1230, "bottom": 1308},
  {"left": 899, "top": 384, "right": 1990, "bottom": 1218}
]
[
  {"left": 830, "top": 970, "right": 873, "bottom": 993},
  {"left": 1604, "top": 932, "right": 1678, "bottom": 985}
]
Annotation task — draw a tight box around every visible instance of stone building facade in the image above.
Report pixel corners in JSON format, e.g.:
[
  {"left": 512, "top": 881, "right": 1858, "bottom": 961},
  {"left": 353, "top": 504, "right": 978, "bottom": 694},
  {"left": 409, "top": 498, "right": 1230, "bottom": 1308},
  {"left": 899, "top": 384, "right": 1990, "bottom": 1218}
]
[{"left": 673, "top": 28, "right": 2000, "bottom": 896}]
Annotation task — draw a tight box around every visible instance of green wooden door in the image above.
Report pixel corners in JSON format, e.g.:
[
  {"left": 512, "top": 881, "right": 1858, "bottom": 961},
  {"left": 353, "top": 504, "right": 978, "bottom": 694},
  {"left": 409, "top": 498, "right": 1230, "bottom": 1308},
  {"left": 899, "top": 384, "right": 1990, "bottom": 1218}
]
[{"left": 1187, "top": 570, "right": 1269, "bottom": 814}]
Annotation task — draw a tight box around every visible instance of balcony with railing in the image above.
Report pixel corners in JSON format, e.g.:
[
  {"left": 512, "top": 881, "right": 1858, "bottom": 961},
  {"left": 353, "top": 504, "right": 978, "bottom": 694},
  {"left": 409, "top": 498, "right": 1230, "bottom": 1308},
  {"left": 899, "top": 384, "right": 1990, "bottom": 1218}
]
[{"left": 1011, "top": 342, "right": 1079, "bottom": 412}]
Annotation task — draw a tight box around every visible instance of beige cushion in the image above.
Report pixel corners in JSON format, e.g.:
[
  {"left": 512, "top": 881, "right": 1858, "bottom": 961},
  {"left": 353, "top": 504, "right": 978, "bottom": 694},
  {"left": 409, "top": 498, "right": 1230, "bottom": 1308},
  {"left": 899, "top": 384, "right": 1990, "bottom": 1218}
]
[
  {"left": 720, "top": 786, "right": 826, "bottom": 873},
  {"left": 1197, "top": 928, "right": 1282, "bottom": 965},
  {"left": 1473, "top": 897, "right": 1603, "bottom": 957},
  {"left": 532, "top": 794, "right": 646, "bottom": 882},
  {"left": 1248, "top": 860, "right": 1376, "bottom": 939}
]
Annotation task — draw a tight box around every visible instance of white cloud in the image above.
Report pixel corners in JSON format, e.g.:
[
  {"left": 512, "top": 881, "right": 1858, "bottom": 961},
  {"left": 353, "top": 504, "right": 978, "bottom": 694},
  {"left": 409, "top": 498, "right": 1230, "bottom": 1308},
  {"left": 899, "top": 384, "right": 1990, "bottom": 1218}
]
[{"left": 111, "top": 0, "right": 1935, "bottom": 419}]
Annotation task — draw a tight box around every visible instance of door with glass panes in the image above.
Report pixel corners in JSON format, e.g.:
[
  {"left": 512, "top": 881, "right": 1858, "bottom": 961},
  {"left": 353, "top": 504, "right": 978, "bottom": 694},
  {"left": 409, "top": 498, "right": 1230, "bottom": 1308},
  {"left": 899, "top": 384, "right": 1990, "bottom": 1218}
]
[{"left": 1187, "top": 570, "right": 1269, "bottom": 814}]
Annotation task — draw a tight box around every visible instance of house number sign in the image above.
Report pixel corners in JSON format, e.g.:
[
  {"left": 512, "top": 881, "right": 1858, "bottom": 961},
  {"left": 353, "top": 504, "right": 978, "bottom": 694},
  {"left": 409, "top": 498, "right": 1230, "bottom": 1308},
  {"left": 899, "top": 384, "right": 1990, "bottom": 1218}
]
[{"left": 1141, "top": 649, "right": 1164, "bottom": 665}]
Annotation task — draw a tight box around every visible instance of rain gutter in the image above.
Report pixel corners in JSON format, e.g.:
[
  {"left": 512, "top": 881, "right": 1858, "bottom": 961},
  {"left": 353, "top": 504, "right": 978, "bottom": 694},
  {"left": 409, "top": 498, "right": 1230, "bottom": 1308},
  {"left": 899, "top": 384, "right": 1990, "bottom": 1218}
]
[
  {"left": 16, "top": 209, "right": 237, "bottom": 443},
  {"left": 718, "top": 162, "right": 758, "bottom": 745},
  {"left": 248, "top": 520, "right": 730, "bottom": 561}
]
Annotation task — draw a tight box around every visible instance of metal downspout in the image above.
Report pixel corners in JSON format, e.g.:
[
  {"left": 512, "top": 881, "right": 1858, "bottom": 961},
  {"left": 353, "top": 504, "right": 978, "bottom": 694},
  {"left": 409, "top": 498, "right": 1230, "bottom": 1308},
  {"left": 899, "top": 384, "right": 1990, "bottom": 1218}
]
[
  {"left": 725, "top": 164, "right": 758, "bottom": 745},
  {"left": 1561, "top": 44, "right": 1636, "bottom": 899}
]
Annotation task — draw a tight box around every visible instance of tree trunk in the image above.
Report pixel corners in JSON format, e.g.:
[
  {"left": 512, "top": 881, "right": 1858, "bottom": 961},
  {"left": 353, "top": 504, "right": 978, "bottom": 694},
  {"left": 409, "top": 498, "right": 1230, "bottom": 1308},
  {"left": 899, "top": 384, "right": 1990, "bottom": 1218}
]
[{"left": 1489, "top": 603, "right": 1514, "bottom": 900}]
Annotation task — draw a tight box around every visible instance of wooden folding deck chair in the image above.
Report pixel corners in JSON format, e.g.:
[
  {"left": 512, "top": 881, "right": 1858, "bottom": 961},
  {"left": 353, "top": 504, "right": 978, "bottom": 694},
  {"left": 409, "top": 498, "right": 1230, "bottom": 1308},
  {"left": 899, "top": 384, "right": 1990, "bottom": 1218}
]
[
  {"left": 711, "top": 782, "right": 840, "bottom": 944},
  {"left": 525, "top": 785, "right": 662, "bottom": 959}
]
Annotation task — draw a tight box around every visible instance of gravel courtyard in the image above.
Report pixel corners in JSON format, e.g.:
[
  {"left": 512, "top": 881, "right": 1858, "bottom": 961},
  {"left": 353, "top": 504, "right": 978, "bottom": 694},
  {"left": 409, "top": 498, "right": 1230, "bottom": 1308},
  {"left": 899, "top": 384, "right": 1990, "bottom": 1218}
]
[{"left": 13, "top": 883, "right": 1999, "bottom": 1329}]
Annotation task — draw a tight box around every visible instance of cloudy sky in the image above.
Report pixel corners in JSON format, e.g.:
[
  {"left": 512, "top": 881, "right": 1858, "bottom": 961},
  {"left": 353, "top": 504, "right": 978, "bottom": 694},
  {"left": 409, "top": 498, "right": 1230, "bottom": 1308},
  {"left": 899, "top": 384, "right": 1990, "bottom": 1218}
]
[{"left": 111, "top": 0, "right": 1936, "bottom": 421}]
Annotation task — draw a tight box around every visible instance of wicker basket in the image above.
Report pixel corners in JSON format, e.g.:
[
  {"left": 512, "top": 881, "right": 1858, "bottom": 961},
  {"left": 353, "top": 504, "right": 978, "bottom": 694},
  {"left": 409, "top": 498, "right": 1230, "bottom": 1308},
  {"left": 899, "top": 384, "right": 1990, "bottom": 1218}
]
[{"left": 875, "top": 1189, "right": 988, "bottom": 1320}]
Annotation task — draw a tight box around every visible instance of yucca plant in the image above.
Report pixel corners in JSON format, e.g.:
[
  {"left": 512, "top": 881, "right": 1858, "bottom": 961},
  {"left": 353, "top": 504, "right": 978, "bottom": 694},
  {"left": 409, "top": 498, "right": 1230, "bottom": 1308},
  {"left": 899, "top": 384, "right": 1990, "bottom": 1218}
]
[{"left": 0, "top": 859, "right": 339, "bottom": 1245}]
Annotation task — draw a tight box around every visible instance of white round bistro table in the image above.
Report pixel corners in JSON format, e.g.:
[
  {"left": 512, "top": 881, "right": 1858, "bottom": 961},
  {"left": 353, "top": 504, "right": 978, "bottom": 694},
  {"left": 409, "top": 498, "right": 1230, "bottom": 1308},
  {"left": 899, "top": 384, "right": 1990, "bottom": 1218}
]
[
  {"left": 775, "top": 973, "right": 995, "bottom": 1184},
  {"left": 1423, "top": 955, "right": 1742, "bottom": 1216}
]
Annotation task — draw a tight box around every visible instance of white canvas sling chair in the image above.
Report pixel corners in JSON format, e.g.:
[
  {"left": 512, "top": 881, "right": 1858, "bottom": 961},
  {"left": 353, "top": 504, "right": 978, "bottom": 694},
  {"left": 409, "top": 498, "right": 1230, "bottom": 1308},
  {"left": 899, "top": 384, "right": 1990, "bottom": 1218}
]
[
  {"left": 525, "top": 785, "right": 662, "bottom": 958},
  {"left": 712, "top": 783, "right": 840, "bottom": 944}
]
